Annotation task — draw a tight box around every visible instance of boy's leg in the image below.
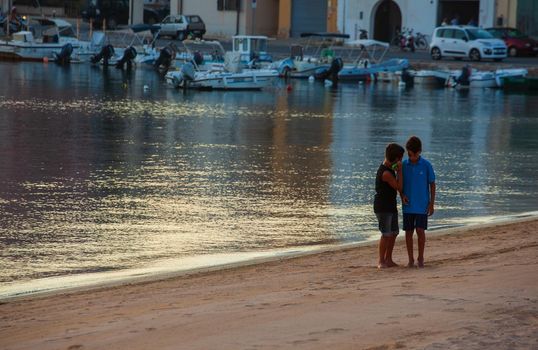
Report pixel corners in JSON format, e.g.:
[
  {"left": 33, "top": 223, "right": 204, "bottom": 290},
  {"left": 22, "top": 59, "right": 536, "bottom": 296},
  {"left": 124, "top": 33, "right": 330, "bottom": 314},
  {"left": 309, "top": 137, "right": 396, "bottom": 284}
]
[
  {"left": 405, "top": 230, "right": 415, "bottom": 266},
  {"left": 378, "top": 236, "right": 388, "bottom": 268},
  {"left": 416, "top": 228, "right": 426, "bottom": 267},
  {"left": 385, "top": 235, "right": 398, "bottom": 267},
  {"left": 403, "top": 213, "right": 415, "bottom": 267},
  {"left": 416, "top": 214, "right": 428, "bottom": 267}
]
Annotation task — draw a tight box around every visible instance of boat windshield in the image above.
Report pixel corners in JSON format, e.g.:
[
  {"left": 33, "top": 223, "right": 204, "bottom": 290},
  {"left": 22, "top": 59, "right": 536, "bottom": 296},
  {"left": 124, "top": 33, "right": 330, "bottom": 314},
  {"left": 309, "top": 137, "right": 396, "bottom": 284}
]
[
  {"left": 59, "top": 26, "right": 76, "bottom": 38},
  {"left": 466, "top": 28, "right": 494, "bottom": 40},
  {"left": 251, "top": 38, "right": 267, "bottom": 53}
]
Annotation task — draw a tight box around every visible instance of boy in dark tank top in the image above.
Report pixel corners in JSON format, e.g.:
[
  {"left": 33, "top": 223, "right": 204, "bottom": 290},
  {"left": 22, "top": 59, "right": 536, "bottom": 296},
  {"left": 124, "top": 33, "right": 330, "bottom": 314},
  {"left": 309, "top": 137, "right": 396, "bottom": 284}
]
[{"left": 374, "top": 143, "right": 405, "bottom": 268}]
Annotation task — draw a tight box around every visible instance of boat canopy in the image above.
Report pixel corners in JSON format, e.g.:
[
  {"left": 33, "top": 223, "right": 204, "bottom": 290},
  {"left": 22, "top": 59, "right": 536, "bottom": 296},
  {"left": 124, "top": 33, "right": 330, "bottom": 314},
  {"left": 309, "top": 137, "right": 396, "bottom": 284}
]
[
  {"left": 345, "top": 39, "right": 389, "bottom": 48},
  {"left": 300, "top": 32, "right": 350, "bottom": 39},
  {"left": 130, "top": 24, "right": 161, "bottom": 34},
  {"left": 35, "top": 18, "right": 72, "bottom": 28}
]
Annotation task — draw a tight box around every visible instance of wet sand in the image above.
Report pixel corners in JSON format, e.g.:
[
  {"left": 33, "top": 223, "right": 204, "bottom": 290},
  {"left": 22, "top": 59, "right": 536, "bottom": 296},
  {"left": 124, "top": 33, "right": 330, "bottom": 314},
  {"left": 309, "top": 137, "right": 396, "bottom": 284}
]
[{"left": 1, "top": 218, "right": 537, "bottom": 350}]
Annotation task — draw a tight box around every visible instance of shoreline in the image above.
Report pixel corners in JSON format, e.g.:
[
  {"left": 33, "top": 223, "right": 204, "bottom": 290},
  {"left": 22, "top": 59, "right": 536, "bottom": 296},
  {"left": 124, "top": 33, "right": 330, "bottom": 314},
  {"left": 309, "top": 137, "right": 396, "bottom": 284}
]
[
  {"left": 1, "top": 216, "right": 536, "bottom": 349},
  {"left": 1, "top": 211, "right": 537, "bottom": 302}
]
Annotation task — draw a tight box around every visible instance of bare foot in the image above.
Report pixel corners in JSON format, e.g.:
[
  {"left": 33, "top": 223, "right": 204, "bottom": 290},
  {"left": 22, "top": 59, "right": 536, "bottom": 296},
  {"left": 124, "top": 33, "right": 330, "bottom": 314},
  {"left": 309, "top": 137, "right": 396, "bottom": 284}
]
[
  {"left": 407, "top": 260, "right": 415, "bottom": 268},
  {"left": 378, "top": 262, "right": 388, "bottom": 269},
  {"left": 417, "top": 259, "right": 425, "bottom": 268},
  {"left": 386, "top": 261, "right": 399, "bottom": 267}
]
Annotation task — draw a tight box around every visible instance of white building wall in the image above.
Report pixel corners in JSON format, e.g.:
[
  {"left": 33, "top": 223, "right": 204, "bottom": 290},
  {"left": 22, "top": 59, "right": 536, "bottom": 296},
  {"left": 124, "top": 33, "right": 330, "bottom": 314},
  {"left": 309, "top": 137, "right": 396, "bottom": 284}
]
[
  {"left": 339, "top": 0, "right": 494, "bottom": 42},
  {"left": 182, "top": 0, "right": 246, "bottom": 38},
  {"left": 479, "top": 0, "right": 496, "bottom": 27}
]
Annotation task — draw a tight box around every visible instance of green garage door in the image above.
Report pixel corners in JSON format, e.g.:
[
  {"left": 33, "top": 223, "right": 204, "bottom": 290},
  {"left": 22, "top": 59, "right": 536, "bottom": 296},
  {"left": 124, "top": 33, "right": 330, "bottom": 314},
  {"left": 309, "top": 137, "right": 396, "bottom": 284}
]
[{"left": 291, "top": 0, "right": 327, "bottom": 37}]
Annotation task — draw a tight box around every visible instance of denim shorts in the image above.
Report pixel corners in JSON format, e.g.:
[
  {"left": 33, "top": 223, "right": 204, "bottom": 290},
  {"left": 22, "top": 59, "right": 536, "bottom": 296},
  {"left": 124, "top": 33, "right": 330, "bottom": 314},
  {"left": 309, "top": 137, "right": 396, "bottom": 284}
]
[
  {"left": 375, "top": 212, "right": 399, "bottom": 237},
  {"left": 403, "top": 213, "right": 428, "bottom": 231}
]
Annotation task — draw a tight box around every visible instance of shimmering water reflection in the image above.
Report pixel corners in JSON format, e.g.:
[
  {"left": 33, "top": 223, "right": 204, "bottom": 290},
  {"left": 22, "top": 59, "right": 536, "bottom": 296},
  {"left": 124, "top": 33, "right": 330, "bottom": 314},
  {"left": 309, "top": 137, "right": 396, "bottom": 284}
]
[{"left": 0, "top": 62, "right": 537, "bottom": 293}]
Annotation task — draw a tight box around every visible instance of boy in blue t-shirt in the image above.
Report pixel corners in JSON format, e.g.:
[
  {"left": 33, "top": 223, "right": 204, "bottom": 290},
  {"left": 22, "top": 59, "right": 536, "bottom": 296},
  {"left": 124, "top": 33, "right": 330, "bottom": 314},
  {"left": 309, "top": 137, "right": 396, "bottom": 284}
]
[{"left": 402, "top": 136, "right": 436, "bottom": 268}]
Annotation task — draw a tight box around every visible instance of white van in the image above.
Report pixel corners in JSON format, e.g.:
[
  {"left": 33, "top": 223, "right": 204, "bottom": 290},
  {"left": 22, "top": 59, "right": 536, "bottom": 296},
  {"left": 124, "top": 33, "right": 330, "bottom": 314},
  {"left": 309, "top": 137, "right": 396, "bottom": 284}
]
[{"left": 429, "top": 26, "right": 507, "bottom": 61}]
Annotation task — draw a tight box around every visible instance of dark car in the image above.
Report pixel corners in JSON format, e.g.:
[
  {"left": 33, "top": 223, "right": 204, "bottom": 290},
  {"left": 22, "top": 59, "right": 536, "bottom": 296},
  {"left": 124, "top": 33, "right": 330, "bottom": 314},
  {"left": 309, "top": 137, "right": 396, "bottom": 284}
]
[
  {"left": 81, "top": 0, "right": 167, "bottom": 30},
  {"left": 485, "top": 27, "right": 538, "bottom": 57}
]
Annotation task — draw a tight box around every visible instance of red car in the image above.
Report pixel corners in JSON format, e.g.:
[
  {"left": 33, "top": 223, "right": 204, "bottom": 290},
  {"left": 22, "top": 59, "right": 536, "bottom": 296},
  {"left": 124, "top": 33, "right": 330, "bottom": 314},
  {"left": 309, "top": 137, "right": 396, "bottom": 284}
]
[{"left": 486, "top": 27, "right": 538, "bottom": 57}]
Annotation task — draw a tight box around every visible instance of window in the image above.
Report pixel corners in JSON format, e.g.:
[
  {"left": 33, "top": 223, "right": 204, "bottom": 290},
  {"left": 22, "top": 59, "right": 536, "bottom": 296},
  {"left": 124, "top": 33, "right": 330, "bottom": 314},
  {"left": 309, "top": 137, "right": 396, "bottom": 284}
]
[
  {"left": 466, "top": 28, "right": 493, "bottom": 40},
  {"left": 218, "top": 0, "right": 240, "bottom": 11},
  {"left": 453, "top": 30, "right": 467, "bottom": 40},
  {"left": 439, "top": 29, "right": 454, "bottom": 38}
]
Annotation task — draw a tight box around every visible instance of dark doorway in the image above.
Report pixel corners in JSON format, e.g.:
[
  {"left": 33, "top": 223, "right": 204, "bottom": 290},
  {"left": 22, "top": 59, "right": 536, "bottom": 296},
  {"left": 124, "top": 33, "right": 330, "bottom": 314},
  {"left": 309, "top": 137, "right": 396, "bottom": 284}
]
[
  {"left": 438, "top": 0, "right": 480, "bottom": 26},
  {"left": 373, "top": 0, "right": 402, "bottom": 43}
]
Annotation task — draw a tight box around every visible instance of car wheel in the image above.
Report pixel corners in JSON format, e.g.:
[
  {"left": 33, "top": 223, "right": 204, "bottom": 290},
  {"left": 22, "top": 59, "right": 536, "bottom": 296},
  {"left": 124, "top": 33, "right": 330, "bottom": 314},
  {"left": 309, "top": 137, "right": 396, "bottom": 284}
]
[
  {"left": 431, "top": 47, "right": 442, "bottom": 60},
  {"left": 508, "top": 47, "right": 518, "bottom": 57},
  {"left": 469, "top": 49, "right": 481, "bottom": 61}
]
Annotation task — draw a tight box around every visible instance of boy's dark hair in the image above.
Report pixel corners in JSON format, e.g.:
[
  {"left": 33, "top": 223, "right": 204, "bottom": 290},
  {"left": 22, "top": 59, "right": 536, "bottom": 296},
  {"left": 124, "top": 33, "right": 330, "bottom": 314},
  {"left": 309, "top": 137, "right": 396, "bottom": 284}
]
[
  {"left": 385, "top": 143, "right": 405, "bottom": 163},
  {"left": 406, "top": 136, "right": 422, "bottom": 153}
]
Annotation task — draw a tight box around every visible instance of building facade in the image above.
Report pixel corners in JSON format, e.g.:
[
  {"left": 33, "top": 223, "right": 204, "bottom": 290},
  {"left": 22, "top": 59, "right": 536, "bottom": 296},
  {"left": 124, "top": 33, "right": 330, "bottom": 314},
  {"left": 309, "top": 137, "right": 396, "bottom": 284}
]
[
  {"left": 338, "top": 0, "right": 498, "bottom": 42},
  {"left": 171, "top": 0, "right": 336, "bottom": 38}
]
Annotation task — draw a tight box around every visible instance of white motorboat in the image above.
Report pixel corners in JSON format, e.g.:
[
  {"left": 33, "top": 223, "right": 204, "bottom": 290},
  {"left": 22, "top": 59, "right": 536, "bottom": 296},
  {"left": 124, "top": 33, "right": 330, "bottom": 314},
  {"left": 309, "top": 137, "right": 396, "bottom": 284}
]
[
  {"left": 272, "top": 32, "right": 349, "bottom": 78},
  {"left": 232, "top": 35, "right": 273, "bottom": 68},
  {"left": 410, "top": 70, "right": 456, "bottom": 86},
  {"left": 494, "top": 68, "right": 528, "bottom": 88},
  {"left": 469, "top": 71, "right": 498, "bottom": 88},
  {"left": 166, "top": 51, "right": 278, "bottom": 90},
  {"left": 0, "top": 18, "right": 104, "bottom": 62}
]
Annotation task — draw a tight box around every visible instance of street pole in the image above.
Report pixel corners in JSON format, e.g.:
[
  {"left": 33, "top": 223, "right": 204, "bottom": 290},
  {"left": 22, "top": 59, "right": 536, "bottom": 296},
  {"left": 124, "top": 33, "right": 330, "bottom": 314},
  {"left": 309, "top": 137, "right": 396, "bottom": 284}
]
[{"left": 251, "top": 0, "right": 256, "bottom": 35}]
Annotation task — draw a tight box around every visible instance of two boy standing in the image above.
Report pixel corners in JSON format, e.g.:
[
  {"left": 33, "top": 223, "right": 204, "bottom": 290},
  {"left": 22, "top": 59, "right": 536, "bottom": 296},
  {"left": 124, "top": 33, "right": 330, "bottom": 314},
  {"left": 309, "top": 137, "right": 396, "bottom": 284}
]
[{"left": 374, "top": 136, "right": 436, "bottom": 268}]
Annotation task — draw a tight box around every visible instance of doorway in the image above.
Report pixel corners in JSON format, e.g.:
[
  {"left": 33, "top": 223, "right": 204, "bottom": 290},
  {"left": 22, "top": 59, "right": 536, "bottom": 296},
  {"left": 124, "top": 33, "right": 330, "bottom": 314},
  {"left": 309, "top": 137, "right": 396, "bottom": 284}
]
[
  {"left": 373, "top": 0, "right": 402, "bottom": 43},
  {"left": 438, "top": 0, "right": 480, "bottom": 26}
]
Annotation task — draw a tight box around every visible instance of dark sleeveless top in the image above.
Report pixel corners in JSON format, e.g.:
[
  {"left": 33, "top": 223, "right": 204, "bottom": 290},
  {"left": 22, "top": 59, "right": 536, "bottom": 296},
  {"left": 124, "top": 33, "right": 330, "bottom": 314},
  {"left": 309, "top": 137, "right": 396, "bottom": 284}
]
[{"left": 374, "top": 163, "right": 397, "bottom": 213}]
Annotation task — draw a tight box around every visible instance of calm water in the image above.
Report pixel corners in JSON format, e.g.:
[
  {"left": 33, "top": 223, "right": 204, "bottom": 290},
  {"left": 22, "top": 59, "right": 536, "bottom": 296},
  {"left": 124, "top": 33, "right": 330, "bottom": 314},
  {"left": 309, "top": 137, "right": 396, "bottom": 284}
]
[{"left": 1, "top": 61, "right": 537, "bottom": 297}]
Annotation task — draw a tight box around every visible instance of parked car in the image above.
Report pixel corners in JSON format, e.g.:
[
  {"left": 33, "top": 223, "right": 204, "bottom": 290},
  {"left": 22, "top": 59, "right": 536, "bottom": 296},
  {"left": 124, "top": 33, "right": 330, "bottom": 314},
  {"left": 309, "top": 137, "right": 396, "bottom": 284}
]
[
  {"left": 429, "top": 25, "right": 507, "bottom": 62},
  {"left": 485, "top": 27, "right": 538, "bottom": 57},
  {"left": 81, "top": 0, "right": 168, "bottom": 30},
  {"left": 155, "top": 14, "right": 205, "bottom": 40}
]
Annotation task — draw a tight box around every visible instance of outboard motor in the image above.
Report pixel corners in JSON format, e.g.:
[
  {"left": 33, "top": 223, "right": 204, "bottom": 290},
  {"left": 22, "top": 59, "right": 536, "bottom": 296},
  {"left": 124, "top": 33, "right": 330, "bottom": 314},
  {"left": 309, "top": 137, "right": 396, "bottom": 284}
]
[
  {"left": 314, "top": 57, "right": 343, "bottom": 83},
  {"left": 116, "top": 46, "right": 137, "bottom": 70},
  {"left": 154, "top": 45, "right": 175, "bottom": 73},
  {"left": 178, "top": 62, "right": 196, "bottom": 91},
  {"left": 91, "top": 44, "right": 115, "bottom": 66},
  {"left": 328, "top": 57, "right": 343, "bottom": 83},
  {"left": 456, "top": 65, "right": 471, "bottom": 87},
  {"left": 400, "top": 68, "right": 414, "bottom": 87},
  {"left": 54, "top": 43, "right": 73, "bottom": 65},
  {"left": 192, "top": 51, "right": 204, "bottom": 66}
]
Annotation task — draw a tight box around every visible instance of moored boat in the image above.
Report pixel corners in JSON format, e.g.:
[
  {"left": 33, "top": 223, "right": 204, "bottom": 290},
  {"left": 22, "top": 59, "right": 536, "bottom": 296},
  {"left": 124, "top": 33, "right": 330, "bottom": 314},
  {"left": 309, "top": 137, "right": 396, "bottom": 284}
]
[
  {"left": 336, "top": 39, "right": 408, "bottom": 82},
  {"left": 0, "top": 18, "right": 104, "bottom": 63},
  {"left": 271, "top": 32, "right": 349, "bottom": 78},
  {"left": 502, "top": 76, "right": 538, "bottom": 91}
]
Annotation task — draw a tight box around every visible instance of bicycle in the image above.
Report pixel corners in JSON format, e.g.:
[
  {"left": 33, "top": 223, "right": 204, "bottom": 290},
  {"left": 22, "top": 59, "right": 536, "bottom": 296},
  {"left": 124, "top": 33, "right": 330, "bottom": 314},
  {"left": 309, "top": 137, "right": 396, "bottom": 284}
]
[{"left": 414, "top": 32, "right": 429, "bottom": 49}]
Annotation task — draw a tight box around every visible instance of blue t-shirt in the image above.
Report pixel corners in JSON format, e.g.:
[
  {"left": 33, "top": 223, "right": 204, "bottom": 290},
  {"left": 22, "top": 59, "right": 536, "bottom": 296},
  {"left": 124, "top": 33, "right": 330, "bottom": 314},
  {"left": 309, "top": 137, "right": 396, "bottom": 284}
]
[{"left": 402, "top": 157, "right": 435, "bottom": 214}]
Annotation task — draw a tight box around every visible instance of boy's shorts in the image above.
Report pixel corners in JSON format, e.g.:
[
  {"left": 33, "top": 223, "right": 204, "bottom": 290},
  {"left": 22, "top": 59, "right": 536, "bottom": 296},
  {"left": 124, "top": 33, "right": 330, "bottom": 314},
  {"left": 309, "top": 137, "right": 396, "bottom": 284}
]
[
  {"left": 403, "top": 213, "right": 428, "bottom": 231},
  {"left": 375, "top": 212, "right": 399, "bottom": 237}
]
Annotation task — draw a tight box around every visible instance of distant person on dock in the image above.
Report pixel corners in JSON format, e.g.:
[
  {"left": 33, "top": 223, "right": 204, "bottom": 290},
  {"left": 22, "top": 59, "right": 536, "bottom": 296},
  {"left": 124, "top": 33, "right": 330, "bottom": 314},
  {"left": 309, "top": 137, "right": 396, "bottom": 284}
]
[
  {"left": 374, "top": 143, "right": 405, "bottom": 269},
  {"left": 450, "top": 15, "right": 460, "bottom": 25},
  {"left": 402, "top": 136, "right": 436, "bottom": 268}
]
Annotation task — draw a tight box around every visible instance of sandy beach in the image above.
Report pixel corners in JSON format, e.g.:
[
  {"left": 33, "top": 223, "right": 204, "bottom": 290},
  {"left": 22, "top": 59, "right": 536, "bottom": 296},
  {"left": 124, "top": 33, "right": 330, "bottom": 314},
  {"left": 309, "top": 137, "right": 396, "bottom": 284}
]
[{"left": 1, "top": 218, "right": 537, "bottom": 350}]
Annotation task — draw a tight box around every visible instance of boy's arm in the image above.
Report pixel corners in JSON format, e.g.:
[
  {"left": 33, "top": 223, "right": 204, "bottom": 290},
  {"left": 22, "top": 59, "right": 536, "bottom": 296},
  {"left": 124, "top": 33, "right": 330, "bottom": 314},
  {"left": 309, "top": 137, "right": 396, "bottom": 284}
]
[
  {"left": 381, "top": 162, "right": 403, "bottom": 192},
  {"left": 428, "top": 182, "right": 436, "bottom": 216}
]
